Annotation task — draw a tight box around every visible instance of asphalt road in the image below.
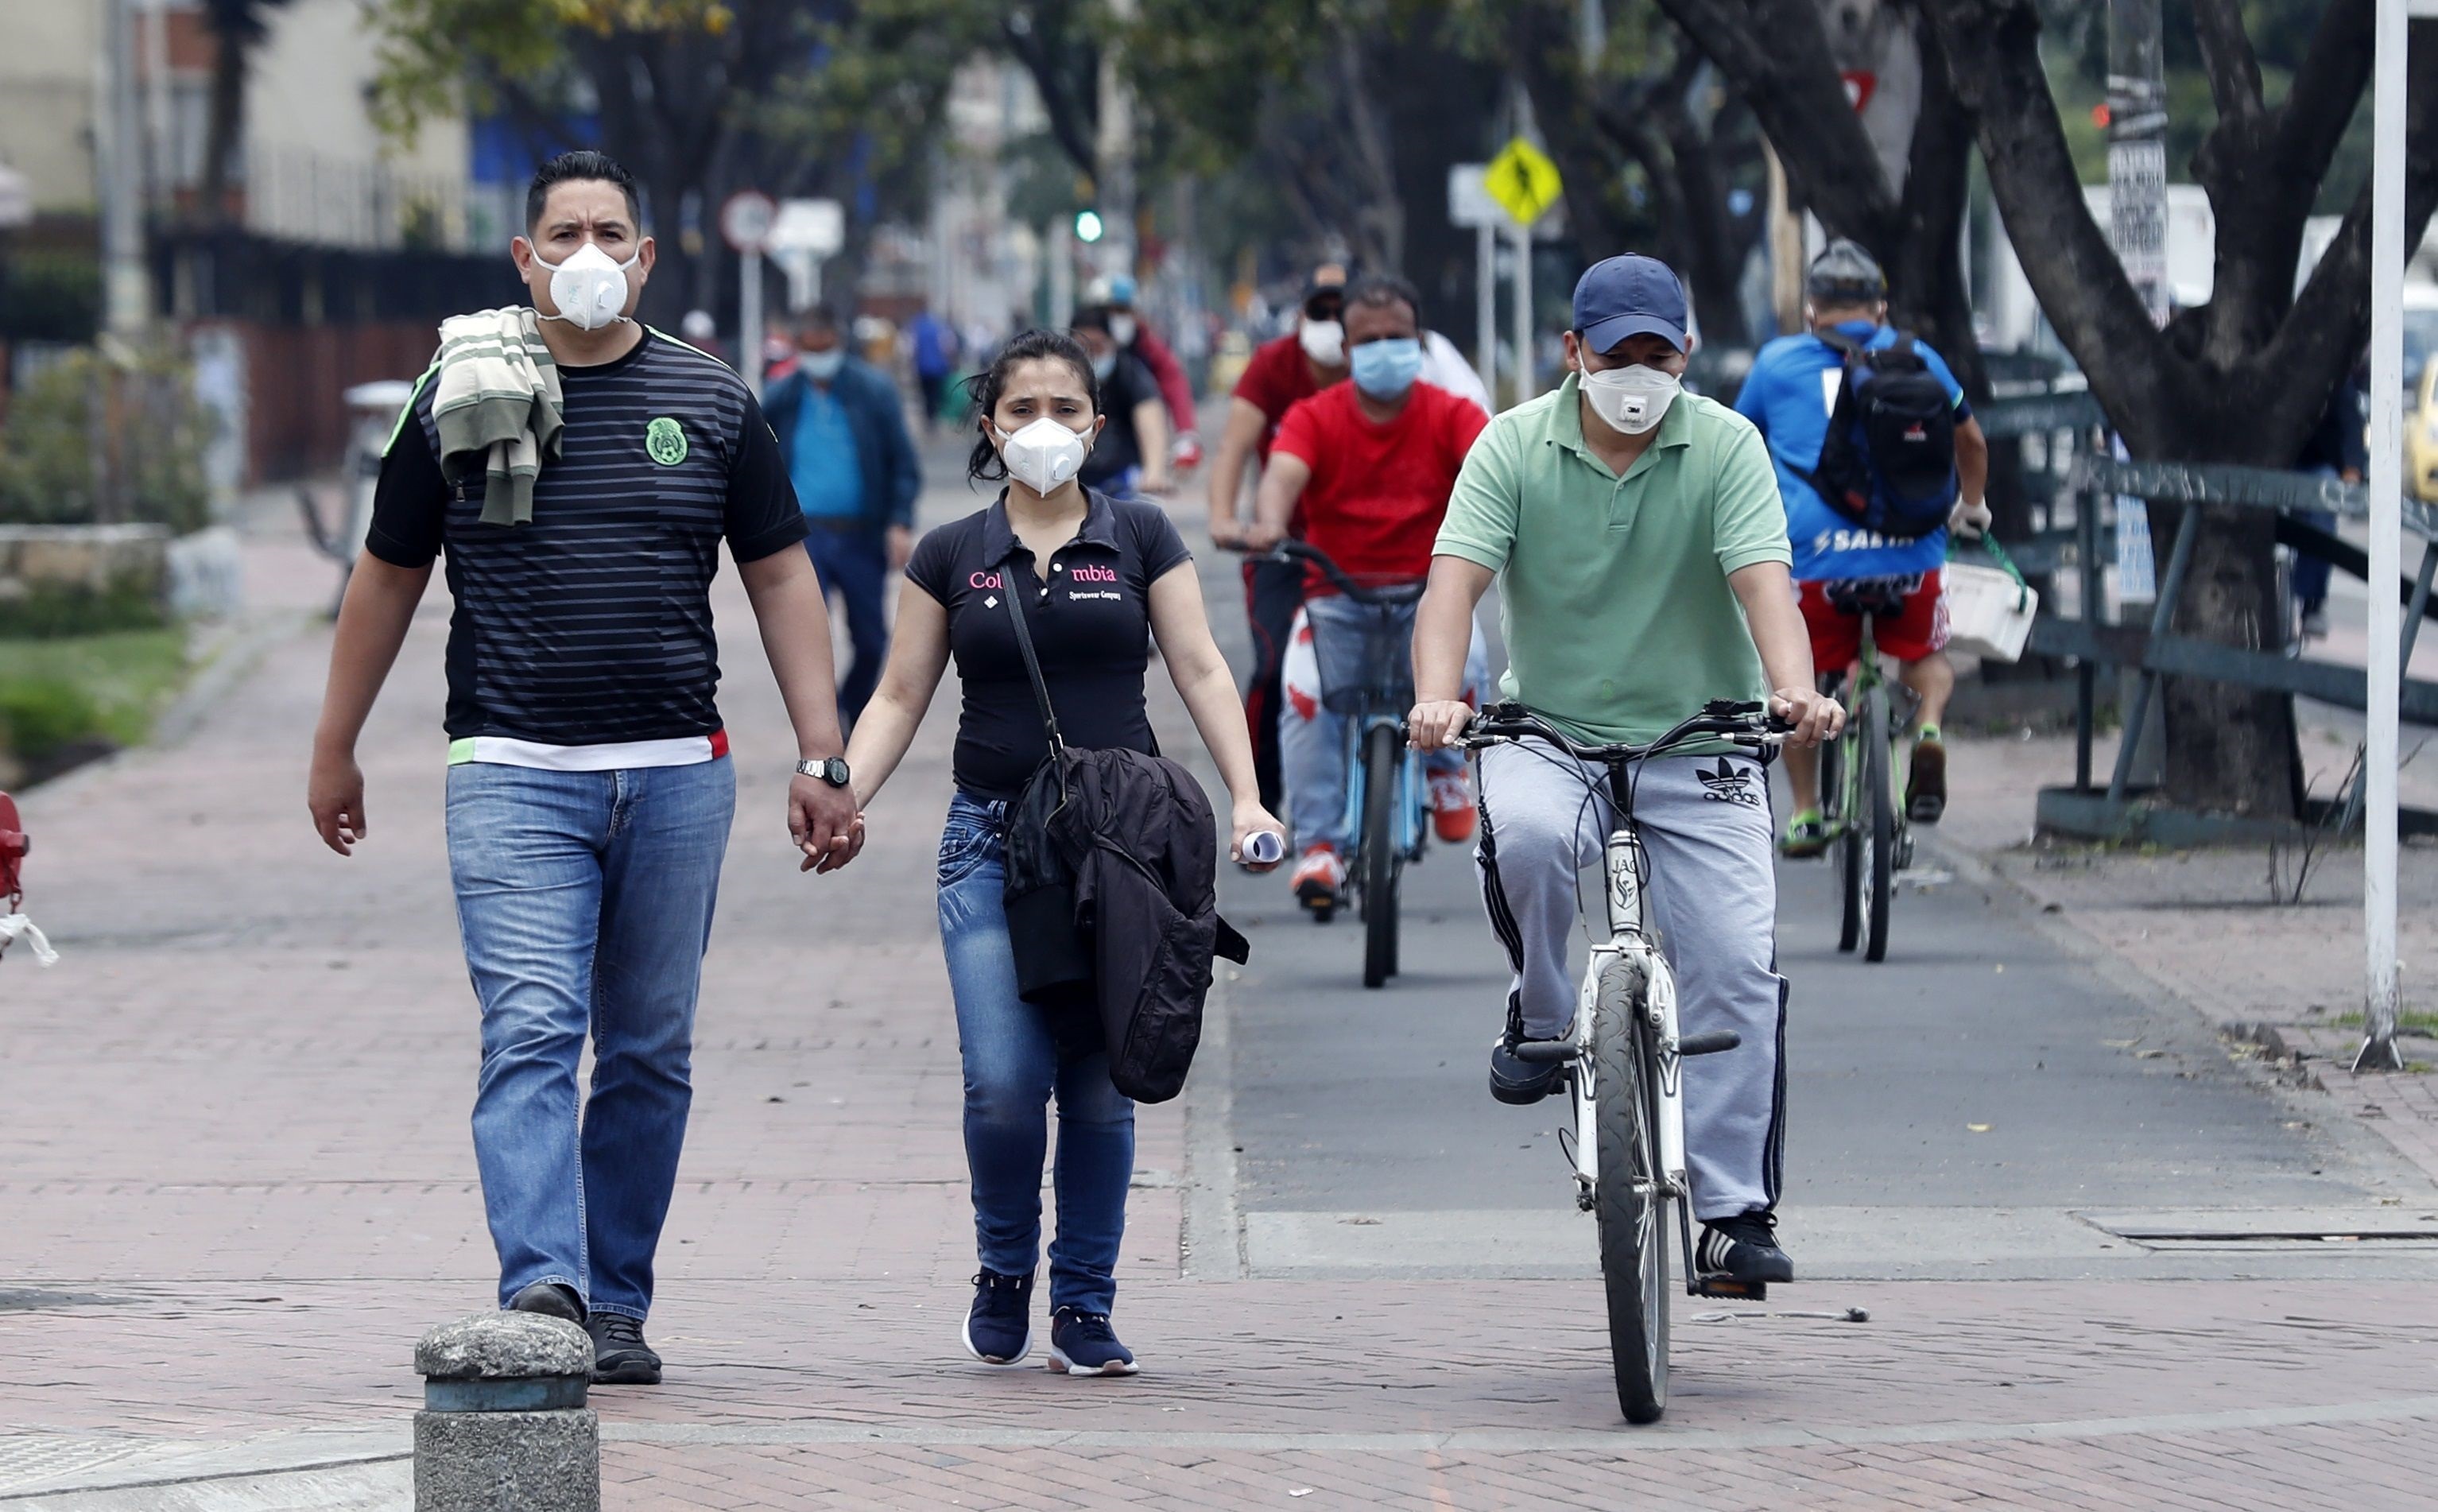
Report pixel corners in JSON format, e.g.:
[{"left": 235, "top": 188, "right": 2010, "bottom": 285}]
[{"left": 1184, "top": 538, "right": 2438, "bottom": 1285}]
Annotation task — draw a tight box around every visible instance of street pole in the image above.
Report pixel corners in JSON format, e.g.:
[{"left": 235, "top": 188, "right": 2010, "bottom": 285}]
[
  {"left": 2106, "top": 0, "right": 2169, "bottom": 778},
  {"left": 1476, "top": 221, "right": 1497, "bottom": 401},
  {"left": 96, "top": 0, "right": 149, "bottom": 336},
  {"left": 1510, "top": 219, "right": 1534, "bottom": 401},
  {"left": 739, "top": 251, "right": 764, "bottom": 401},
  {"left": 1095, "top": 0, "right": 1138, "bottom": 283},
  {"left": 2358, "top": 0, "right": 2408, "bottom": 1072}
]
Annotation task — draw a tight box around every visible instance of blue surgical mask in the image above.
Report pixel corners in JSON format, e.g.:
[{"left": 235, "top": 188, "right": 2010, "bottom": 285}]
[
  {"left": 800, "top": 348, "right": 845, "bottom": 381},
  {"left": 1348, "top": 337, "right": 1423, "bottom": 399},
  {"left": 1091, "top": 351, "right": 1118, "bottom": 382}
]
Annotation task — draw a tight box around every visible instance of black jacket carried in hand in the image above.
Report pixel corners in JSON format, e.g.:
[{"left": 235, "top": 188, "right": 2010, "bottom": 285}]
[{"left": 992, "top": 550, "right": 1248, "bottom": 1104}]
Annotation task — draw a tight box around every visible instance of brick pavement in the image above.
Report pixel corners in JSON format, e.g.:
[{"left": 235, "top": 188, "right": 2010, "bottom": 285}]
[{"left": 3, "top": 497, "right": 2436, "bottom": 1508}]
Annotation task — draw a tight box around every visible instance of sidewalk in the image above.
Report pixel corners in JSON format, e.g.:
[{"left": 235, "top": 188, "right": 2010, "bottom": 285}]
[
  {"left": 3, "top": 481, "right": 2436, "bottom": 1509},
  {"left": 1935, "top": 714, "right": 2438, "bottom": 1192}
]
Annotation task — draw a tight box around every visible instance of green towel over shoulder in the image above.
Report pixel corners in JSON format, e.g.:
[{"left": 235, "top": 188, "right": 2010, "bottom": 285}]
[{"left": 431, "top": 307, "right": 563, "bottom": 526}]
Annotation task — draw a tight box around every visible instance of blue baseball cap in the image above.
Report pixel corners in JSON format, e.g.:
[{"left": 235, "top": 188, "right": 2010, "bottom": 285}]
[{"left": 1572, "top": 254, "right": 1689, "bottom": 355}]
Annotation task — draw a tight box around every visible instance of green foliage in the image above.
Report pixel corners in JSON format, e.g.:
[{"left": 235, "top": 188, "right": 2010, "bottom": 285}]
[
  {"left": 0, "top": 343, "right": 215, "bottom": 533},
  {"left": 366, "top": 1, "right": 737, "bottom": 140},
  {"left": 0, "top": 253, "right": 103, "bottom": 344},
  {"left": 0, "top": 628, "right": 188, "bottom": 762},
  {"left": 0, "top": 583, "right": 169, "bottom": 639}
]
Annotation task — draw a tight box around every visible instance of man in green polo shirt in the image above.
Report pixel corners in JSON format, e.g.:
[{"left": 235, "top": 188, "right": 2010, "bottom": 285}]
[{"left": 1408, "top": 254, "right": 1841, "bottom": 1290}]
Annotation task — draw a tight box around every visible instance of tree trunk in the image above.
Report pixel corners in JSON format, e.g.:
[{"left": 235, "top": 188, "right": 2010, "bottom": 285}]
[{"left": 2154, "top": 501, "right": 2297, "bottom": 815}]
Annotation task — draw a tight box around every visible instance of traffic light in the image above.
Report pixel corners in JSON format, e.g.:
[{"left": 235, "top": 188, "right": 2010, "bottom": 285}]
[{"left": 1074, "top": 209, "right": 1105, "bottom": 244}]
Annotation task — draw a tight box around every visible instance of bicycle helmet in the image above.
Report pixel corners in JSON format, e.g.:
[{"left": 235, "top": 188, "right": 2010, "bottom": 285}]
[{"left": 1806, "top": 238, "right": 1886, "bottom": 304}]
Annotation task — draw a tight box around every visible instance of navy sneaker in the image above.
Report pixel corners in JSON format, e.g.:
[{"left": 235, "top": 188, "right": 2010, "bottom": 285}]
[
  {"left": 963, "top": 1269, "right": 1034, "bottom": 1366},
  {"left": 1047, "top": 1306, "right": 1139, "bottom": 1376},
  {"left": 1489, "top": 993, "right": 1569, "bottom": 1106},
  {"left": 585, "top": 1314, "right": 662, "bottom": 1386},
  {"left": 1696, "top": 1211, "right": 1796, "bottom": 1287}
]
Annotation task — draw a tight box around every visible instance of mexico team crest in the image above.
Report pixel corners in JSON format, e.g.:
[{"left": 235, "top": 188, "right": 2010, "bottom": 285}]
[{"left": 645, "top": 417, "right": 688, "bottom": 466}]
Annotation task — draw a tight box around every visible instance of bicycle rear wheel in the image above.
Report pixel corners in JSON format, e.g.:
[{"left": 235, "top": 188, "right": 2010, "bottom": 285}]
[
  {"left": 1827, "top": 731, "right": 1860, "bottom": 953},
  {"left": 1591, "top": 954, "right": 1668, "bottom": 1423},
  {"left": 1361, "top": 724, "right": 1400, "bottom": 990},
  {"left": 1862, "top": 686, "right": 1894, "bottom": 963}
]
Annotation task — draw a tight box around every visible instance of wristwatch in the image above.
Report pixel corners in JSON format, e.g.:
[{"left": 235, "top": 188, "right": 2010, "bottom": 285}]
[{"left": 795, "top": 756, "right": 851, "bottom": 788}]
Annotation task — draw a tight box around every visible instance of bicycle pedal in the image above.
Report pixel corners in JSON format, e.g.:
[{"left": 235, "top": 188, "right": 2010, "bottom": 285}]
[{"left": 1693, "top": 1275, "right": 1768, "bottom": 1301}]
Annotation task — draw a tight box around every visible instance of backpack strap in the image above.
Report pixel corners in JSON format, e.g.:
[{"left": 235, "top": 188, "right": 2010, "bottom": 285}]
[{"left": 999, "top": 556, "right": 1068, "bottom": 758}]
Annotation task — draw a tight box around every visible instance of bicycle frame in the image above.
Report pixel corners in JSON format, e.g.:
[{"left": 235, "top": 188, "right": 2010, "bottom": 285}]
[
  {"left": 1564, "top": 798, "right": 1689, "bottom": 1217},
  {"left": 1335, "top": 711, "right": 1426, "bottom": 863}
]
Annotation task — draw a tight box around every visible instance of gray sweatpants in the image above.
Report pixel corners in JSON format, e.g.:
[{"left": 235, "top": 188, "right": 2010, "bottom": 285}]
[{"left": 1475, "top": 740, "right": 1787, "bottom": 1220}]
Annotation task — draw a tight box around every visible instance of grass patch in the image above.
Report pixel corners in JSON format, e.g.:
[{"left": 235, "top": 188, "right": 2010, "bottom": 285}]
[
  {"left": 2330, "top": 1010, "right": 2438, "bottom": 1038},
  {"left": 0, "top": 628, "right": 190, "bottom": 764}
]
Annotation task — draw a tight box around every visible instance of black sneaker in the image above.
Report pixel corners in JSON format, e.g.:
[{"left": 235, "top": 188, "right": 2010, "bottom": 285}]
[
  {"left": 963, "top": 1269, "right": 1034, "bottom": 1366},
  {"left": 506, "top": 1280, "right": 584, "bottom": 1324},
  {"left": 1047, "top": 1305, "right": 1138, "bottom": 1376},
  {"left": 1906, "top": 736, "right": 1947, "bottom": 824},
  {"left": 1696, "top": 1211, "right": 1796, "bottom": 1289},
  {"left": 585, "top": 1314, "right": 662, "bottom": 1386},
  {"left": 1489, "top": 996, "right": 1568, "bottom": 1105}
]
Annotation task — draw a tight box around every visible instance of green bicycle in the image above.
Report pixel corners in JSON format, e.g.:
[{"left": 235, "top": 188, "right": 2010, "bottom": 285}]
[{"left": 1816, "top": 591, "right": 1918, "bottom": 963}]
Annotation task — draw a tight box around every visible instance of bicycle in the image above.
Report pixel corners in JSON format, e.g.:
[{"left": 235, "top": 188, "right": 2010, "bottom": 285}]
[
  {"left": 1455, "top": 699, "right": 1788, "bottom": 1424},
  {"left": 1238, "top": 540, "right": 1429, "bottom": 989},
  {"left": 1814, "top": 587, "right": 1918, "bottom": 963}
]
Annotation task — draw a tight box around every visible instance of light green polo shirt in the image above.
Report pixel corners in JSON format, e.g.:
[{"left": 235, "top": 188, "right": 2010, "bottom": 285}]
[{"left": 1435, "top": 373, "right": 1792, "bottom": 745}]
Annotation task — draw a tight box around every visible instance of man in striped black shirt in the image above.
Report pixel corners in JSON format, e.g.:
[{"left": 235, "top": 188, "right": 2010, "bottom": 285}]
[{"left": 307, "top": 152, "right": 860, "bottom": 1386}]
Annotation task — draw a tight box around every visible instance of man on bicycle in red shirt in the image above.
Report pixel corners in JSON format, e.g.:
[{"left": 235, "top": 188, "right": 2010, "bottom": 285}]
[{"left": 1245, "top": 275, "right": 1490, "bottom": 913}]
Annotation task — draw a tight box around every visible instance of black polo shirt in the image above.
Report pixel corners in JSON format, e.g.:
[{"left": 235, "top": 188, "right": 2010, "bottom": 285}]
[
  {"left": 366, "top": 328, "right": 807, "bottom": 750},
  {"left": 905, "top": 489, "right": 1193, "bottom": 801}
]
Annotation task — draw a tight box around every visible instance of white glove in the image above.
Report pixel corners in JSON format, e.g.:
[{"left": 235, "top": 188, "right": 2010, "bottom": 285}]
[
  {"left": 0, "top": 912, "right": 57, "bottom": 966},
  {"left": 1949, "top": 497, "right": 1994, "bottom": 540}
]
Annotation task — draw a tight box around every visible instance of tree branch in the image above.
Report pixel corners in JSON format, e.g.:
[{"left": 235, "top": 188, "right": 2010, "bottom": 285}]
[
  {"left": 1002, "top": 15, "right": 1098, "bottom": 178},
  {"left": 2189, "top": 0, "right": 2265, "bottom": 126},
  {"left": 2274, "top": 0, "right": 2374, "bottom": 189}
]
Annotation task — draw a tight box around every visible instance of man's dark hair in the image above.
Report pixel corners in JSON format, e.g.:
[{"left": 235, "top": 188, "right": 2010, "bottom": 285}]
[
  {"left": 1806, "top": 238, "right": 1886, "bottom": 305},
  {"left": 966, "top": 328, "right": 1102, "bottom": 486},
  {"left": 1069, "top": 304, "right": 1113, "bottom": 335},
  {"left": 797, "top": 306, "right": 841, "bottom": 338},
  {"left": 1342, "top": 273, "right": 1422, "bottom": 329},
  {"left": 526, "top": 151, "right": 642, "bottom": 233}
]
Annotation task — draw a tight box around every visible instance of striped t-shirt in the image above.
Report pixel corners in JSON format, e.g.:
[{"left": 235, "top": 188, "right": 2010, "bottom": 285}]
[{"left": 365, "top": 328, "right": 808, "bottom": 764}]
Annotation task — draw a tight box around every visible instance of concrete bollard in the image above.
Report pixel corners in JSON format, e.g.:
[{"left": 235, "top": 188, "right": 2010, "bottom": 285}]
[{"left": 414, "top": 1312, "right": 599, "bottom": 1512}]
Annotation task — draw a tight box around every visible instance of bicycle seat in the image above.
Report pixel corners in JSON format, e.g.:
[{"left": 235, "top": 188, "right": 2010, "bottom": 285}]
[{"left": 1822, "top": 574, "right": 1921, "bottom": 618}]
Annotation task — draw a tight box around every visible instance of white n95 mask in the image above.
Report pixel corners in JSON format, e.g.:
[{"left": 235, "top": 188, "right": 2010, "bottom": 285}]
[
  {"left": 1299, "top": 317, "right": 1345, "bottom": 366},
  {"left": 1581, "top": 363, "right": 1680, "bottom": 435},
  {"left": 535, "top": 242, "right": 638, "bottom": 331},
  {"left": 994, "top": 417, "right": 1091, "bottom": 495}
]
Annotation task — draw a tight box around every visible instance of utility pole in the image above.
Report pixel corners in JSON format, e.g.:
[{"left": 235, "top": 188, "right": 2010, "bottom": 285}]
[
  {"left": 1094, "top": 0, "right": 1138, "bottom": 285},
  {"left": 97, "top": 0, "right": 151, "bottom": 335},
  {"left": 2358, "top": 0, "right": 2408, "bottom": 1072},
  {"left": 2104, "top": 0, "right": 2169, "bottom": 325}
]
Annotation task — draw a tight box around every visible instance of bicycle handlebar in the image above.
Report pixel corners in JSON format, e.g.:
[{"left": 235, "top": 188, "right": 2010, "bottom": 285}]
[
  {"left": 1448, "top": 700, "right": 1789, "bottom": 763},
  {"left": 1220, "top": 539, "right": 1427, "bottom": 607}
]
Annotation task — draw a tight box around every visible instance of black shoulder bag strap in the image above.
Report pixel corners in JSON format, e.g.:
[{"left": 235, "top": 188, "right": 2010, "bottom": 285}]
[{"left": 1000, "top": 555, "right": 1068, "bottom": 758}]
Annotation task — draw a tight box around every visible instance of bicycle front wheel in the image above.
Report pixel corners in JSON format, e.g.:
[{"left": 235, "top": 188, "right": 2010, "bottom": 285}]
[
  {"left": 1361, "top": 723, "right": 1400, "bottom": 989},
  {"left": 1827, "top": 730, "right": 1860, "bottom": 952},
  {"left": 1862, "top": 686, "right": 1894, "bottom": 963},
  {"left": 1591, "top": 954, "right": 1668, "bottom": 1423}
]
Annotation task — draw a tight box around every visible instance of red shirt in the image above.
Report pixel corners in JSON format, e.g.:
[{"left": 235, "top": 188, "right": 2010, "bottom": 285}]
[
  {"left": 1270, "top": 380, "right": 1487, "bottom": 592},
  {"left": 1232, "top": 335, "right": 1323, "bottom": 459}
]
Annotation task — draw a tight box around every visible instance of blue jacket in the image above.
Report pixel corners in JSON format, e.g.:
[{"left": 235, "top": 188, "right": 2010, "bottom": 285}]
[{"left": 762, "top": 359, "right": 922, "bottom": 534}]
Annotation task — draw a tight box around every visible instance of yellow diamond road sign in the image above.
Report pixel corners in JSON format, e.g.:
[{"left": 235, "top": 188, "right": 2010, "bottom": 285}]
[{"left": 1483, "top": 138, "right": 1562, "bottom": 227}]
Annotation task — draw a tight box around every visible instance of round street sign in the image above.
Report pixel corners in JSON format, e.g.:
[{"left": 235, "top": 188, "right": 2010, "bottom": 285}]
[{"left": 719, "top": 190, "right": 777, "bottom": 254}]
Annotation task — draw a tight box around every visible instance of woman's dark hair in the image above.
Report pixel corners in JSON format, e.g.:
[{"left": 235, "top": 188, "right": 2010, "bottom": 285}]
[
  {"left": 965, "top": 328, "right": 1102, "bottom": 485},
  {"left": 526, "top": 150, "right": 642, "bottom": 231}
]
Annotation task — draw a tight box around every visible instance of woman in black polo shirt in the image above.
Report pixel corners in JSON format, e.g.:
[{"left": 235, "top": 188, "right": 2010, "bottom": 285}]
[{"left": 839, "top": 328, "right": 1281, "bottom": 1376}]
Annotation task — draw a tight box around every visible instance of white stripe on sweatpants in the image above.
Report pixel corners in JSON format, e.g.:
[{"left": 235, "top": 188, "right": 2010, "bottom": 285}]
[{"left": 1473, "top": 740, "right": 1788, "bottom": 1220}]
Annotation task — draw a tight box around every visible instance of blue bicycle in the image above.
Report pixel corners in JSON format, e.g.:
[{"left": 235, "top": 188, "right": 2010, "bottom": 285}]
[{"left": 1251, "top": 541, "right": 1432, "bottom": 989}]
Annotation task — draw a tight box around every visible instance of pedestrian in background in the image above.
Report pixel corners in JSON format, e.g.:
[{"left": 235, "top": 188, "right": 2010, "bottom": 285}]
[
  {"left": 1072, "top": 307, "right": 1172, "bottom": 498},
  {"left": 763, "top": 307, "right": 924, "bottom": 726},
  {"left": 305, "top": 150, "right": 860, "bottom": 1387},
  {"left": 2292, "top": 362, "right": 2368, "bottom": 641},
  {"left": 908, "top": 301, "right": 961, "bottom": 433},
  {"left": 1207, "top": 274, "right": 1351, "bottom": 813},
  {"left": 832, "top": 328, "right": 1282, "bottom": 1376},
  {"left": 1089, "top": 274, "right": 1200, "bottom": 468}
]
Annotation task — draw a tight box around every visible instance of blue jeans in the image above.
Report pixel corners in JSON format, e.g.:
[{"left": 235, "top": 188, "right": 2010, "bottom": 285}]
[
  {"left": 804, "top": 528, "right": 890, "bottom": 723},
  {"left": 936, "top": 793, "right": 1134, "bottom": 1314},
  {"left": 445, "top": 758, "right": 735, "bottom": 1320},
  {"left": 1280, "top": 594, "right": 1484, "bottom": 852}
]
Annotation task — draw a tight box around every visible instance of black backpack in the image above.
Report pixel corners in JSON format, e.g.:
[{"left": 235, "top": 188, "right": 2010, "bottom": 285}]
[{"left": 1800, "top": 330, "right": 1959, "bottom": 539}]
